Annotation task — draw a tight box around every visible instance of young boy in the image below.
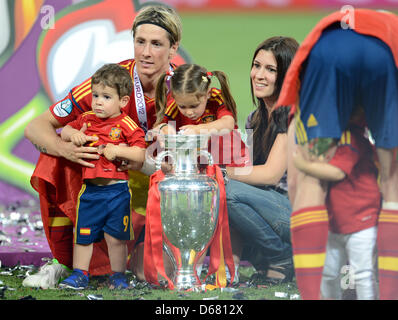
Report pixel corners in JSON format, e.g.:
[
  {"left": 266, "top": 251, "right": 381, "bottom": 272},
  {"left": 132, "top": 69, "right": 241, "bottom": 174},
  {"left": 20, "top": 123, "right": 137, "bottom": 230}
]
[
  {"left": 293, "top": 109, "right": 381, "bottom": 299},
  {"left": 59, "top": 64, "right": 146, "bottom": 289}
]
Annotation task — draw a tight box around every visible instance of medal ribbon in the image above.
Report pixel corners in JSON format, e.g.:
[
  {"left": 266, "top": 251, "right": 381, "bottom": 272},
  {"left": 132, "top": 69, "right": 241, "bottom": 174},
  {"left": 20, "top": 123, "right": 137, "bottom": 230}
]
[
  {"left": 133, "top": 65, "right": 174, "bottom": 133},
  {"left": 133, "top": 65, "right": 148, "bottom": 133}
]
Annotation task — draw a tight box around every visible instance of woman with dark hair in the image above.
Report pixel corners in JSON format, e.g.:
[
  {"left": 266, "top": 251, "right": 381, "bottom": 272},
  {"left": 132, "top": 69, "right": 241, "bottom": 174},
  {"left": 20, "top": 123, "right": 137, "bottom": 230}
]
[{"left": 225, "top": 37, "right": 299, "bottom": 284}]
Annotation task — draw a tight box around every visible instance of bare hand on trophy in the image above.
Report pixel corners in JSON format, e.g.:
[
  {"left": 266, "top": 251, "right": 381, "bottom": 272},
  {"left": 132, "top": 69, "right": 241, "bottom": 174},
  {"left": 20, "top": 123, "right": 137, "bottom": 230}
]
[
  {"left": 179, "top": 125, "right": 198, "bottom": 135},
  {"left": 149, "top": 123, "right": 177, "bottom": 138},
  {"left": 147, "top": 123, "right": 177, "bottom": 148},
  {"left": 161, "top": 161, "right": 174, "bottom": 174}
]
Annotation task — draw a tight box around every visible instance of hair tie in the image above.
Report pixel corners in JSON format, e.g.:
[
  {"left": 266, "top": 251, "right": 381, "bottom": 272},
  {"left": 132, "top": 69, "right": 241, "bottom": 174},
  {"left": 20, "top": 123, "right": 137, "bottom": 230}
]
[
  {"left": 135, "top": 21, "right": 172, "bottom": 38},
  {"left": 206, "top": 71, "right": 213, "bottom": 78}
]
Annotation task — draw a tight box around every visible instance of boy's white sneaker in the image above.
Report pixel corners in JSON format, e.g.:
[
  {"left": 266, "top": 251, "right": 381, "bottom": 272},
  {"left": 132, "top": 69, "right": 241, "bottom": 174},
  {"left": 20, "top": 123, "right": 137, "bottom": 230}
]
[{"left": 22, "top": 259, "right": 70, "bottom": 289}]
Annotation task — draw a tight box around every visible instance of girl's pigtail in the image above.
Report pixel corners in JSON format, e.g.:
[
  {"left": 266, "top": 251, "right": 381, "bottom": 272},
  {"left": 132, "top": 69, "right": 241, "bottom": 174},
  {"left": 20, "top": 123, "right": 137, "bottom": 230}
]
[
  {"left": 212, "top": 70, "right": 237, "bottom": 122},
  {"left": 154, "top": 72, "right": 170, "bottom": 127}
]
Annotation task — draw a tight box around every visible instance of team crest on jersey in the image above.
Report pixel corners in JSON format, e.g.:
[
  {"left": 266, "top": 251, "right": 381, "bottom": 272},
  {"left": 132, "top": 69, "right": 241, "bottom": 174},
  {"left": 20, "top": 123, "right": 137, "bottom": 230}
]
[
  {"left": 109, "top": 127, "right": 122, "bottom": 140},
  {"left": 201, "top": 115, "right": 216, "bottom": 123},
  {"left": 53, "top": 99, "right": 73, "bottom": 118}
]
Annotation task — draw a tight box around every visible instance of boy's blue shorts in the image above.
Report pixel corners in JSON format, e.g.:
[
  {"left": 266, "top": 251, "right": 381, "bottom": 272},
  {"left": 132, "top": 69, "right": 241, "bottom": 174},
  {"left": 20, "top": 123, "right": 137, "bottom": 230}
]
[
  {"left": 296, "top": 25, "right": 398, "bottom": 149},
  {"left": 75, "top": 181, "right": 133, "bottom": 244}
]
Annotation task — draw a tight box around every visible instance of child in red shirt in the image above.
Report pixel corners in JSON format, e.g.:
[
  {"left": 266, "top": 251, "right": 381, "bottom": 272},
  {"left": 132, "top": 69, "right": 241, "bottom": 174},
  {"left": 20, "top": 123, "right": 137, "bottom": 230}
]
[
  {"left": 153, "top": 63, "right": 249, "bottom": 169},
  {"left": 59, "top": 64, "right": 146, "bottom": 290},
  {"left": 276, "top": 9, "right": 398, "bottom": 300},
  {"left": 293, "top": 108, "right": 381, "bottom": 299}
]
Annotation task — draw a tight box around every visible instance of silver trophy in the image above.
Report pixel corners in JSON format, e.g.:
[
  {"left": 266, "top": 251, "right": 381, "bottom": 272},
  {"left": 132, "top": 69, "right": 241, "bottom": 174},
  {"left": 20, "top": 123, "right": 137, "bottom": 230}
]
[{"left": 155, "top": 134, "right": 219, "bottom": 290}]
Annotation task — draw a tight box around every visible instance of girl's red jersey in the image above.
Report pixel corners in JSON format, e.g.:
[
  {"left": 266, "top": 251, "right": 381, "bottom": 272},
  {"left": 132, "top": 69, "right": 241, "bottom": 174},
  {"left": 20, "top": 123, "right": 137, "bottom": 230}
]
[{"left": 163, "top": 88, "right": 250, "bottom": 167}]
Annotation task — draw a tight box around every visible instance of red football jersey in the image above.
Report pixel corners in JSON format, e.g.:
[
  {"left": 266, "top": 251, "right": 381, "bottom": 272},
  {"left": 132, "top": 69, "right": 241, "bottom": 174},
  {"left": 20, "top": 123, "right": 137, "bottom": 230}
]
[
  {"left": 163, "top": 88, "right": 232, "bottom": 127},
  {"left": 68, "top": 111, "right": 146, "bottom": 180},
  {"left": 326, "top": 126, "right": 381, "bottom": 234},
  {"left": 164, "top": 88, "right": 249, "bottom": 167},
  {"left": 50, "top": 59, "right": 176, "bottom": 132}
]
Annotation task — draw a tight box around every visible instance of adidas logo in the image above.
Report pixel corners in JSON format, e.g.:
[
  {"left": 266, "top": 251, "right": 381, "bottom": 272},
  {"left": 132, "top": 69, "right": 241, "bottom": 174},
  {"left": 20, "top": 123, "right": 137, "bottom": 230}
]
[{"left": 307, "top": 114, "right": 318, "bottom": 127}]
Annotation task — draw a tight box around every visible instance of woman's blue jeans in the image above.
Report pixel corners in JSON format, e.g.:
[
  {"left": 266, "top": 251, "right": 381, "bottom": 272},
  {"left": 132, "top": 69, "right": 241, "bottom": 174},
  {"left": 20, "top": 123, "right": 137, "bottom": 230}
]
[{"left": 225, "top": 179, "right": 293, "bottom": 267}]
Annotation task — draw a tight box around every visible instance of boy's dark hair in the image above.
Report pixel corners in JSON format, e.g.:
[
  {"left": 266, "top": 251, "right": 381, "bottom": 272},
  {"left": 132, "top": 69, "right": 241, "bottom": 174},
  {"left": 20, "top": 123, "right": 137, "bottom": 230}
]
[{"left": 91, "top": 64, "right": 133, "bottom": 98}]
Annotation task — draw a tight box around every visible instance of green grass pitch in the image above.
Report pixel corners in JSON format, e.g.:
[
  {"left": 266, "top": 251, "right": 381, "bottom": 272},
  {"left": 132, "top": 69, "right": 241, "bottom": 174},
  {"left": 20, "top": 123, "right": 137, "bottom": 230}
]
[{"left": 179, "top": 10, "right": 334, "bottom": 128}]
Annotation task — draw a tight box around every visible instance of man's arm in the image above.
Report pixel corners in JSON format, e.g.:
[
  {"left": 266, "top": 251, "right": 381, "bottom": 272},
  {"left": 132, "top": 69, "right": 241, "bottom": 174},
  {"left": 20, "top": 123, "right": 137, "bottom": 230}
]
[{"left": 24, "top": 109, "right": 99, "bottom": 167}]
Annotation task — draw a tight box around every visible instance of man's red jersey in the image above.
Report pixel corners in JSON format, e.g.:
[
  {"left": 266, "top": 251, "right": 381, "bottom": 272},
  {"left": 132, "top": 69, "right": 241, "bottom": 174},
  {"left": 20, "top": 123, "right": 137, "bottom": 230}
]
[{"left": 68, "top": 111, "right": 146, "bottom": 180}]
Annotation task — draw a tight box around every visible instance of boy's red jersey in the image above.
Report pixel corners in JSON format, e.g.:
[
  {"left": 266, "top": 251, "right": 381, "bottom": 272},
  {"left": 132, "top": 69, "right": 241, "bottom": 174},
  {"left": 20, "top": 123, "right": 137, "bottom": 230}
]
[
  {"left": 68, "top": 111, "right": 146, "bottom": 180},
  {"left": 326, "top": 126, "right": 381, "bottom": 234}
]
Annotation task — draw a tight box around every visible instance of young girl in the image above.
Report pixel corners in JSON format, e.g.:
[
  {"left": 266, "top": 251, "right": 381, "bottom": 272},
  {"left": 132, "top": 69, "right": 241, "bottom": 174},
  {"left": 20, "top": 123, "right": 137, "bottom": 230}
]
[
  {"left": 151, "top": 63, "right": 248, "bottom": 283},
  {"left": 153, "top": 63, "right": 248, "bottom": 168}
]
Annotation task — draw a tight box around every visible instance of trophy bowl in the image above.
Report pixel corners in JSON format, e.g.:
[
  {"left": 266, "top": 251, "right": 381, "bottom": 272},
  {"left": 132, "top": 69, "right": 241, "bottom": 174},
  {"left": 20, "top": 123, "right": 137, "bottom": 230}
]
[{"left": 160, "top": 133, "right": 210, "bottom": 150}]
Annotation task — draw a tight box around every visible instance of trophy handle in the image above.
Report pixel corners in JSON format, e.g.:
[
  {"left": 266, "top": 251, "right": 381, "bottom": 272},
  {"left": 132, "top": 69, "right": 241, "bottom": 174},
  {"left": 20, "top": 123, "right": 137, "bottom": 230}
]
[
  {"left": 155, "top": 150, "right": 175, "bottom": 171},
  {"left": 198, "top": 150, "right": 213, "bottom": 166}
]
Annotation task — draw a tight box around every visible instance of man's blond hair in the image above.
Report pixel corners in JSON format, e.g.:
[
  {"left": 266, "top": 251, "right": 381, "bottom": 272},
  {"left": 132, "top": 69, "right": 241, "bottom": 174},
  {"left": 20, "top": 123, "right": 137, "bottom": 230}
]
[{"left": 131, "top": 5, "right": 182, "bottom": 46}]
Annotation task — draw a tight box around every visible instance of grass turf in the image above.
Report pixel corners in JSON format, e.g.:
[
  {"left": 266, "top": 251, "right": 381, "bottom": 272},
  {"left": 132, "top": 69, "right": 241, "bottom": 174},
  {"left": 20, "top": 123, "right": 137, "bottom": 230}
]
[{"left": 0, "top": 265, "right": 299, "bottom": 300}]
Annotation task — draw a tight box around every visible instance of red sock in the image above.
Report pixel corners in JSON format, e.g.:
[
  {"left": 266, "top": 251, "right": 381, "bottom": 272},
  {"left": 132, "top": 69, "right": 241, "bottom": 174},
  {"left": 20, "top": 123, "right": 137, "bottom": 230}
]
[
  {"left": 378, "top": 208, "right": 398, "bottom": 300},
  {"left": 48, "top": 207, "right": 74, "bottom": 269},
  {"left": 291, "top": 206, "right": 329, "bottom": 300}
]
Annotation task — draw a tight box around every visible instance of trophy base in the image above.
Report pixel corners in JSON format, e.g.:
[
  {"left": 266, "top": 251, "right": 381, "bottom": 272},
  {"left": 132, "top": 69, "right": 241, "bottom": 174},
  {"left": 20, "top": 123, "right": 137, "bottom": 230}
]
[{"left": 174, "top": 270, "right": 202, "bottom": 291}]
